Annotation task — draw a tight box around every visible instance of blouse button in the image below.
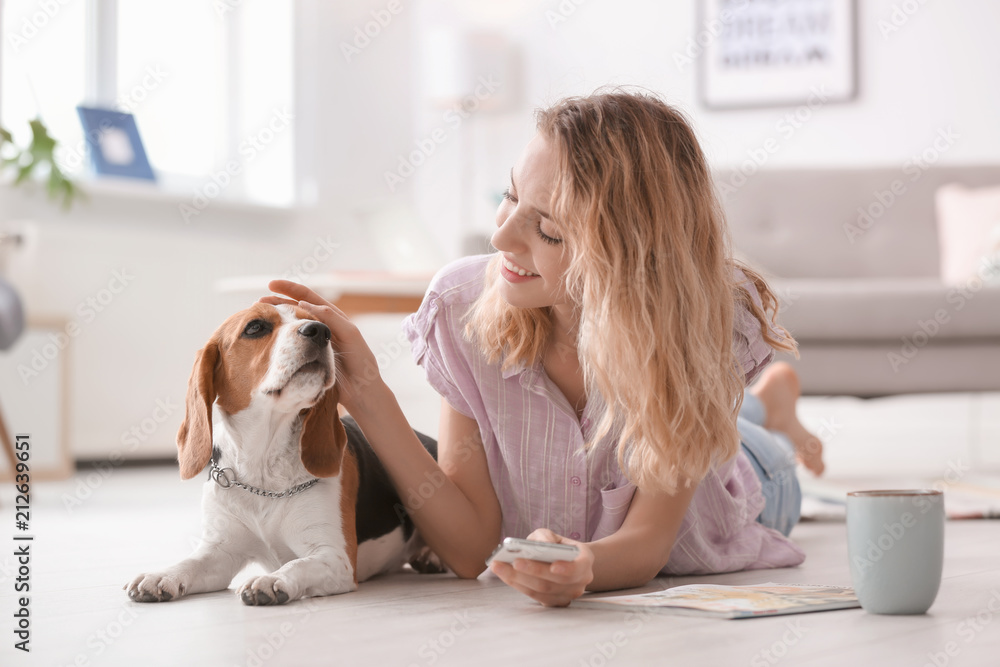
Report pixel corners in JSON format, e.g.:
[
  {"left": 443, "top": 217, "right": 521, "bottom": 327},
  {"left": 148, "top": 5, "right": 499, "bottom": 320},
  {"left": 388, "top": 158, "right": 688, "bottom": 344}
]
[
  {"left": 581, "top": 418, "right": 591, "bottom": 430},
  {"left": 570, "top": 476, "right": 581, "bottom": 486},
  {"left": 570, "top": 532, "right": 581, "bottom": 540}
]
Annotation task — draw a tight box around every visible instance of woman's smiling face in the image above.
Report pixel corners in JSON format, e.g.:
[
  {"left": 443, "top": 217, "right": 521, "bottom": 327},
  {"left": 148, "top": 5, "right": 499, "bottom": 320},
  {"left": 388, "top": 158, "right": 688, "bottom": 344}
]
[{"left": 491, "top": 132, "right": 572, "bottom": 311}]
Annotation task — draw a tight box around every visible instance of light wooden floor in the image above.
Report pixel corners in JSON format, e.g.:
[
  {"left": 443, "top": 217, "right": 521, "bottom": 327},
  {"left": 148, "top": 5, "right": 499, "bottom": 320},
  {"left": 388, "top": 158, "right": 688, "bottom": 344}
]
[{"left": 1, "top": 466, "right": 999, "bottom": 666}]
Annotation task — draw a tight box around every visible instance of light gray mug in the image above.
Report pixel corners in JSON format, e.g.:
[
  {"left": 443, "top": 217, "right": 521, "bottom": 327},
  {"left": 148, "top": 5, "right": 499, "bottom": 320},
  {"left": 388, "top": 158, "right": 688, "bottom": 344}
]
[{"left": 846, "top": 489, "right": 944, "bottom": 614}]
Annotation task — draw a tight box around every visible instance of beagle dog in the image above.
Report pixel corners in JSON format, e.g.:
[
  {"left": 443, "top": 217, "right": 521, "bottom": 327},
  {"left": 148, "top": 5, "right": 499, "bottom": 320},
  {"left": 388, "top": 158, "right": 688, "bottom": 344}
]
[{"left": 125, "top": 302, "right": 439, "bottom": 605}]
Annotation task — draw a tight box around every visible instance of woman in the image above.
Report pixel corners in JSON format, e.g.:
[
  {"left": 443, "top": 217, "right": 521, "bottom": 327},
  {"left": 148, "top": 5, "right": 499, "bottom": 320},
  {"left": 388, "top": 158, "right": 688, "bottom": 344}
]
[{"left": 262, "top": 90, "right": 824, "bottom": 607}]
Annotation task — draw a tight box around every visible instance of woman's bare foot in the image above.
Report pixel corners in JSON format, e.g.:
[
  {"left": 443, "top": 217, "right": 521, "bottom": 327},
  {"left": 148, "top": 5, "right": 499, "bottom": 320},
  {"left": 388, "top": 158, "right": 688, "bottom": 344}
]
[{"left": 750, "top": 362, "right": 825, "bottom": 476}]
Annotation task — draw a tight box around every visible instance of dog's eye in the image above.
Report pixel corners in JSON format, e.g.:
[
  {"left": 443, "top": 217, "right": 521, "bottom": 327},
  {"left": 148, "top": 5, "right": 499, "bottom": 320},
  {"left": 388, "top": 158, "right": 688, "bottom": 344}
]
[{"left": 241, "top": 320, "right": 271, "bottom": 338}]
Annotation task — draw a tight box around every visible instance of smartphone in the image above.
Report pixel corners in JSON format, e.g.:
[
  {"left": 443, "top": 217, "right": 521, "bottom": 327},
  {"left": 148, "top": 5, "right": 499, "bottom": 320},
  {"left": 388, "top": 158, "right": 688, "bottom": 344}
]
[{"left": 486, "top": 537, "right": 580, "bottom": 565}]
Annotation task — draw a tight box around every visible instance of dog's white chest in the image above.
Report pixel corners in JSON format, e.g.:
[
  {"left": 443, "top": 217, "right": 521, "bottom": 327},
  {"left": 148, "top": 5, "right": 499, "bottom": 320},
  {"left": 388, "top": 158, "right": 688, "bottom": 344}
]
[{"left": 205, "top": 476, "right": 346, "bottom": 571}]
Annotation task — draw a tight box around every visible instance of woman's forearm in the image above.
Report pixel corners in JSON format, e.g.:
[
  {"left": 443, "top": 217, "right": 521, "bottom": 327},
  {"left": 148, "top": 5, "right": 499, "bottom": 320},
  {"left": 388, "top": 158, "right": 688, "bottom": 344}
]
[
  {"left": 586, "top": 527, "right": 675, "bottom": 592},
  {"left": 347, "top": 381, "right": 500, "bottom": 578},
  {"left": 582, "top": 482, "right": 694, "bottom": 592}
]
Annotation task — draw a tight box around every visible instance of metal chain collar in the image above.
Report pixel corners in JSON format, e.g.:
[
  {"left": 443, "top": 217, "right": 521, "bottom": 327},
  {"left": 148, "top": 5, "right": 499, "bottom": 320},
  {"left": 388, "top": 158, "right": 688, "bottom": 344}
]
[{"left": 209, "top": 461, "right": 319, "bottom": 499}]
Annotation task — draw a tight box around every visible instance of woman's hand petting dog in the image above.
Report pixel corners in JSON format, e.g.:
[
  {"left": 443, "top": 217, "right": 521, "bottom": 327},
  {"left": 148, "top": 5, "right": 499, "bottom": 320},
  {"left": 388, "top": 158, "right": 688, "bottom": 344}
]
[{"left": 260, "top": 280, "right": 383, "bottom": 416}]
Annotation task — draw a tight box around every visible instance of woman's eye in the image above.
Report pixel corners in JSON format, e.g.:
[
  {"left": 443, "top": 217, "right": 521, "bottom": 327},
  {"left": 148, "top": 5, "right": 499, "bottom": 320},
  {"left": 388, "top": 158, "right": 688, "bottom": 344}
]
[
  {"left": 536, "top": 221, "right": 563, "bottom": 245},
  {"left": 502, "top": 188, "right": 516, "bottom": 203}
]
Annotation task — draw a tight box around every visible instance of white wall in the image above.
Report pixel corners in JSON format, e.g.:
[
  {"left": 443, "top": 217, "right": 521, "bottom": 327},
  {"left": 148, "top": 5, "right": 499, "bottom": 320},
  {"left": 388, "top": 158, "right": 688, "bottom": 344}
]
[
  {"left": 406, "top": 0, "right": 1000, "bottom": 245},
  {"left": 1, "top": 0, "right": 998, "bottom": 463}
]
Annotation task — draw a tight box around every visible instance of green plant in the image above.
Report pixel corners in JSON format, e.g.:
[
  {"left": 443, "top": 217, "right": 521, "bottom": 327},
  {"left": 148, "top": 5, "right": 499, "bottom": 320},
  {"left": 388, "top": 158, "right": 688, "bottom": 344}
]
[{"left": 0, "top": 118, "right": 82, "bottom": 209}]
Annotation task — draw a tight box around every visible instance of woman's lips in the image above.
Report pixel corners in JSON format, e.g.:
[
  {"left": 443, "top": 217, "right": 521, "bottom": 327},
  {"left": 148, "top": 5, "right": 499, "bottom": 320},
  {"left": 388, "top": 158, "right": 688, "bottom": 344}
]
[{"left": 500, "top": 261, "right": 540, "bottom": 283}]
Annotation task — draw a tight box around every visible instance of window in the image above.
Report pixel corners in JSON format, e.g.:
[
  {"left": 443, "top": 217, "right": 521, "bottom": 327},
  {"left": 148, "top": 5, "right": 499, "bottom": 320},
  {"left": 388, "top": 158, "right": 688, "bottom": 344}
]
[
  {"left": 1, "top": 0, "right": 87, "bottom": 166},
  {"left": 1, "top": 0, "right": 295, "bottom": 208}
]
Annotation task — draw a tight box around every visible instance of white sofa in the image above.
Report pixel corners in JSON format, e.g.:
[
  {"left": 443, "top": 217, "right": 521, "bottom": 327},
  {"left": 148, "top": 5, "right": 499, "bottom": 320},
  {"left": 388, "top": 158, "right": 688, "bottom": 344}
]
[{"left": 718, "top": 166, "right": 1000, "bottom": 397}]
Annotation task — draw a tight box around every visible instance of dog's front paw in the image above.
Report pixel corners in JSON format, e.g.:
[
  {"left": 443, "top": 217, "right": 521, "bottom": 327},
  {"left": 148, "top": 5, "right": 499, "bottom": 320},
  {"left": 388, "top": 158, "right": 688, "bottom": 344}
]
[
  {"left": 238, "top": 575, "right": 293, "bottom": 606},
  {"left": 124, "top": 573, "right": 188, "bottom": 603}
]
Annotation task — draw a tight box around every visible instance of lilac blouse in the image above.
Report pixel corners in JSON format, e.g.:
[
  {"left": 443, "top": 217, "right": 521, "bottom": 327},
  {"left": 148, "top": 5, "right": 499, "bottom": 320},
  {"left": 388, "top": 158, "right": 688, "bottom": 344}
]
[{"left": 402, "top": 254, "right": 805, "bottom": 575}]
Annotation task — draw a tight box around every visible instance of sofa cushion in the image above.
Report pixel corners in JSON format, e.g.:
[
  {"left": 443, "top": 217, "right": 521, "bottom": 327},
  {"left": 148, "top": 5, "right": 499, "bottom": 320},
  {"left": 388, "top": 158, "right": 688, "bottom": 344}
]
[
  {"left": 771, "top": 278, "right": 1000, "bottom": 341},
  {"left": 935, "top": 183, "right": 1000, "bottom": 286}
]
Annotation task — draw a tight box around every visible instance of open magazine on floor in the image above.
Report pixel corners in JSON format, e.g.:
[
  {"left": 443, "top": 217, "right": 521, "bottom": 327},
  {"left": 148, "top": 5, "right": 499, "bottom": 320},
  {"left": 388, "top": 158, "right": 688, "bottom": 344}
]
[
  {"left": 573, "top": 583, "right": 860, "bottom": 619},
  {"left": 799, "top": 474, "right": 1000, "bottom": 520}
]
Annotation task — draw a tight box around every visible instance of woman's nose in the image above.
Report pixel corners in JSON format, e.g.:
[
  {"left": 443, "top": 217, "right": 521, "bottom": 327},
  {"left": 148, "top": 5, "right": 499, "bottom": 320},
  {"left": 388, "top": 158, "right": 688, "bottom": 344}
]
[{"left": 491, "top": 211, "right": 522, "bottom": 253}]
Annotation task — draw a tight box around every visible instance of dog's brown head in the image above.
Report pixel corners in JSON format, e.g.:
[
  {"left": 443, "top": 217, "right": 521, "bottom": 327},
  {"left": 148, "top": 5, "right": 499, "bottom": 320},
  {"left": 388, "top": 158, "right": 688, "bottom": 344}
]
[{"left": 176, "top": 302, "right": 347, "bottom": 480}]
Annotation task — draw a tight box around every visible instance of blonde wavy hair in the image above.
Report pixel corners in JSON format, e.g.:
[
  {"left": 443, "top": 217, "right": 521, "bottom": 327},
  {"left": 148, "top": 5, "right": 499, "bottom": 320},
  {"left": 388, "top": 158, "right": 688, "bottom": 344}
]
[{"left": 465, "top": 90, "right": 796, "bottom": 494}]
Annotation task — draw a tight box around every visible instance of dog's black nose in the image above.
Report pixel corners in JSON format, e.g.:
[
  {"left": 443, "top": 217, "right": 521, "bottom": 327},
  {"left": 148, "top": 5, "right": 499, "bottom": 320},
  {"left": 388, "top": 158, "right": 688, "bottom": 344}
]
[{"left": 297, "top": 321, "right": 331, "bottom": 346}]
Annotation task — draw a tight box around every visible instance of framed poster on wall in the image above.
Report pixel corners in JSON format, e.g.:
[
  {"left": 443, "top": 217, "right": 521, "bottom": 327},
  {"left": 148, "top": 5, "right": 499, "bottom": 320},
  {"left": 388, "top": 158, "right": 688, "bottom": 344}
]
[{"left": 698, "top": 0, "right": 857, "bottom": 109}]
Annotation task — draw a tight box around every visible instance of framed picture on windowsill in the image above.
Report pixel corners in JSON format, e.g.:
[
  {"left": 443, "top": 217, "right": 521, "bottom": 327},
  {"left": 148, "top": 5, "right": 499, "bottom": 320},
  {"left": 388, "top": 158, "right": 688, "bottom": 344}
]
[
  {"left": 698, "top": 0, "right": 857, "bottom": 110},
  {"left": 76, "top": 106, "right": 156, "bottom": 181}
]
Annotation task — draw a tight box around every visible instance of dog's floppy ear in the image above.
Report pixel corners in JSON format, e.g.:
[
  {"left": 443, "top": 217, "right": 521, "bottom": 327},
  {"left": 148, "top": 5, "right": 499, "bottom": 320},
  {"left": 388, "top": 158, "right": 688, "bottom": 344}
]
[
  {"left": 299, "top": 383, "right": 347, "bottom": 478},
  {"left": 177, "top": 340, "right": 219, "bottom": 480}
]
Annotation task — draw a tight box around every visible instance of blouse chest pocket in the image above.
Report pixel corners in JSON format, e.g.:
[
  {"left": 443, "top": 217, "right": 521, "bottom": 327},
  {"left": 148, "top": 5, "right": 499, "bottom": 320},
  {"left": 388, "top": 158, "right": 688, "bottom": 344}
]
[{"left": 589, "top": 482, "right": 638, "bottom": 542}]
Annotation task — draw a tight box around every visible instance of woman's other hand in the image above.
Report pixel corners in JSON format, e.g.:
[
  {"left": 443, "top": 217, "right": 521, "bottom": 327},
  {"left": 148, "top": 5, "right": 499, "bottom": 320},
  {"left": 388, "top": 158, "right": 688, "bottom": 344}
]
[{"left": 490, "top": 528, "right": 595, "bottom": 607}]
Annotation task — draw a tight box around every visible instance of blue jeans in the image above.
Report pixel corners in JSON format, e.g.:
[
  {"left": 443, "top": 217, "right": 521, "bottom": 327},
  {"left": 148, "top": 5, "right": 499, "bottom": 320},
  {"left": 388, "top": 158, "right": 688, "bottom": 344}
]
[{"left": 738, "top": 392, "right": 801, "bottom": 536}]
